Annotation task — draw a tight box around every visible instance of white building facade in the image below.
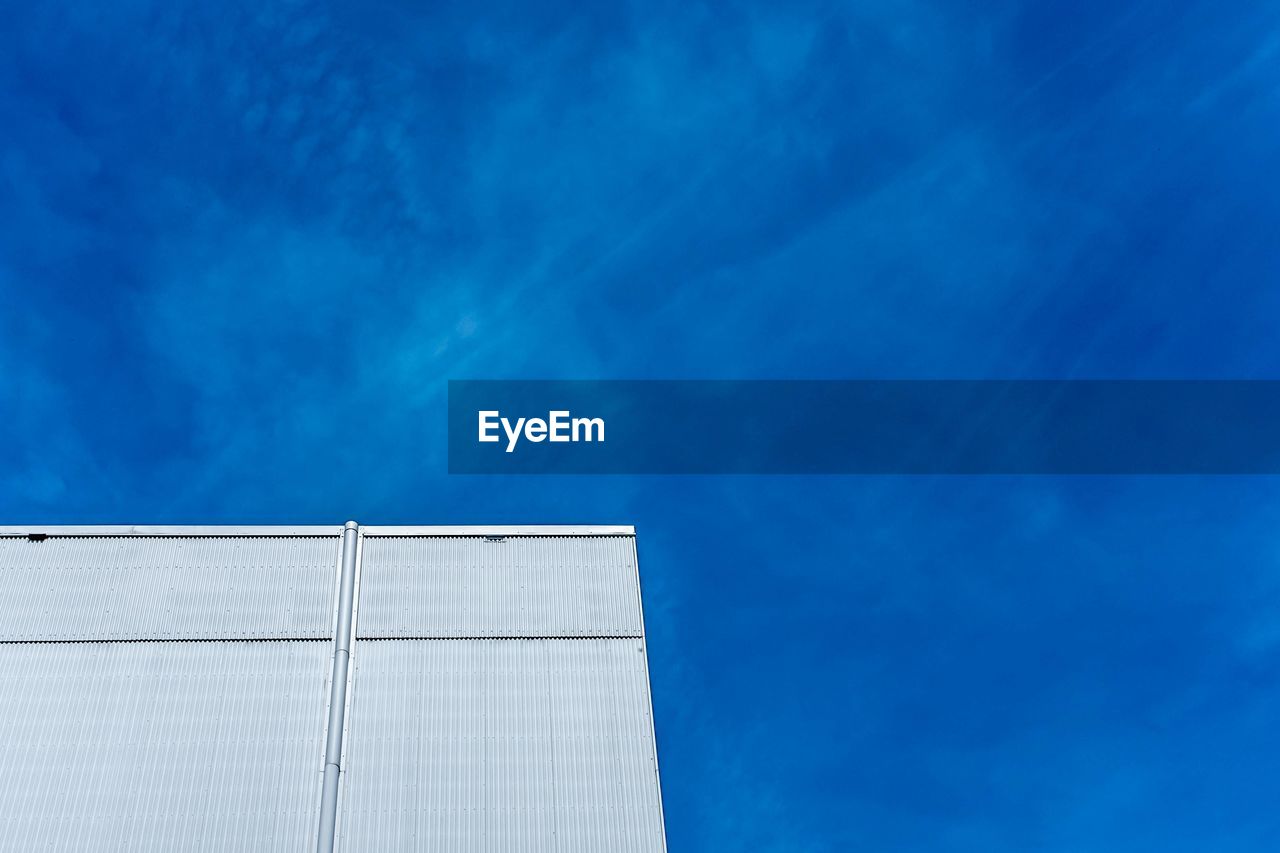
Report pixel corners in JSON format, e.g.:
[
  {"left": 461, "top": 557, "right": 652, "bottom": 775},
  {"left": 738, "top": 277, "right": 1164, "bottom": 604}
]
[{"left": 0, "top": 524, "right": 666, "bottom": 852}]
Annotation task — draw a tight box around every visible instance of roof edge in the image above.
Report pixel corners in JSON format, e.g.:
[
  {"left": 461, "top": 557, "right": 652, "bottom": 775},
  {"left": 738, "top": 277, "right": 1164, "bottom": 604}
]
[
  {"left": 365, "top": 525, "right": 634, "bottom": 537},
  {"left": 0, "top": 524, "right": 635, "bottom": 537}
]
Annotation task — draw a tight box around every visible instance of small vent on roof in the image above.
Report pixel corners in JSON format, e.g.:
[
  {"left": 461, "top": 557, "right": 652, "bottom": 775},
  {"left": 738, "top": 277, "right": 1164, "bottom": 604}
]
[
  {"left": 483, "top": 535, "right": 506, "bottom": 543},
  {"left": 27, "top": 533, "right": 48, "bottom": 542}
]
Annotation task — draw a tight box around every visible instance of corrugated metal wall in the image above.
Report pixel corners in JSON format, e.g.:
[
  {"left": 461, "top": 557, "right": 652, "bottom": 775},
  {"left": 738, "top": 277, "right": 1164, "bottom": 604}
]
[
  {"left": 0, "top": 641, "right": 330, "bottom": 852},
  {"left": 337, "top": 639, "right": 665, "bottom": 853},
  {"left": 0, "top": 528, "right": 665, "bottom": 852},
  {"left": 0, "top": 536, "right": 339, "bottom": 640},
  {"left": 337, "top": 534, "right": 663, "bottom": 853},
  {"left": 0, "top": 532, "right": 341, "bottom": 852},
  {"left": 357, "top": 536, "right": 642, "bottom": 638}
]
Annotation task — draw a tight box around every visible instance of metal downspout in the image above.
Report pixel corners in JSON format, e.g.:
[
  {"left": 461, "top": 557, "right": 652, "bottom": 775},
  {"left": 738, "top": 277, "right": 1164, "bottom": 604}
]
[{"left": 317, "top": 521, "right": 360, "bottom": 853}]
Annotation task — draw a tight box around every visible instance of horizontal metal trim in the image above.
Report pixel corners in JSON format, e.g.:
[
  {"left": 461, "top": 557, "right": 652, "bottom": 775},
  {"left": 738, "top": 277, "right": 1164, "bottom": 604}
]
[
  {"left": 0, "top": 636, "right": 332, "bottom": 645},
  {"left": 357, "top": 635, "right": 645, "bottom": 641},
  {"left": 0, "top": 524, "right": 634, "bottom": 537},
  {"left": 363, "top": 525, "right": 636, "bottom": 536},
  {"left": 0, "top": 525, "right": 343, "bottom": 537}
]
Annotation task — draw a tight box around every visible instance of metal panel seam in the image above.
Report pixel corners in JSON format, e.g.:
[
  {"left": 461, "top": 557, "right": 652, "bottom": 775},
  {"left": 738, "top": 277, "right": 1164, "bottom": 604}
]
[
  {"left": 316, "top": 522, "right": 360, "bottom": 853},
  {"left": 332, "top": 528, "right": 363, "bottom": 849}
]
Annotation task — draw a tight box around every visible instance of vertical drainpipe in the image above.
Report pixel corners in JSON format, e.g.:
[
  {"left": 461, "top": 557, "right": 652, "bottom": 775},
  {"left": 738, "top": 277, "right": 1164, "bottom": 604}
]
[{"left": 317, "top": 521, "right": 360, "bottom": 853}]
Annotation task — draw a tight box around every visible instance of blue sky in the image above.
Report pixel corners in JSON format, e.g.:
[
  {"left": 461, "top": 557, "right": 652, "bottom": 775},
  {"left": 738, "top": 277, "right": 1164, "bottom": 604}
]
[{"left": 3, "top": 0, "right": 1280, "bottom": 849}]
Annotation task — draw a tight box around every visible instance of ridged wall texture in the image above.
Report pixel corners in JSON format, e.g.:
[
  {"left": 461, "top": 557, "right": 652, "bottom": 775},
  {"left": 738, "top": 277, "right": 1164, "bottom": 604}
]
[
  {"left": 0, "top": 536, "right": 340, "bottom": 640},
  {"left": 356, "top": 536, "right": 643, "bottom": 638},
  {"left": 0, "top": 528, "right": 665, "bottom": 851},
  {"left": 0, "top": 640, "right": 330, "bottom": 852},
  {"left": 336, "top": 639, "right": 665, "bottom": 853}
]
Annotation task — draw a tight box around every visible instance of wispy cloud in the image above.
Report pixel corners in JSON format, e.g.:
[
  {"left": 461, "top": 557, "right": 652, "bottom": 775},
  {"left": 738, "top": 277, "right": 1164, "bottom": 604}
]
[{"left": 5, "top": 0, "right": 1280, "bottom": 848}]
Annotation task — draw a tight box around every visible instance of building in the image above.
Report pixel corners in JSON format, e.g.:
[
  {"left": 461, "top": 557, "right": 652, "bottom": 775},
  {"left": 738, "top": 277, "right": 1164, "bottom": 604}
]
[{"left": 0, "top": 523, "right": 666, "bottom": 852}]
